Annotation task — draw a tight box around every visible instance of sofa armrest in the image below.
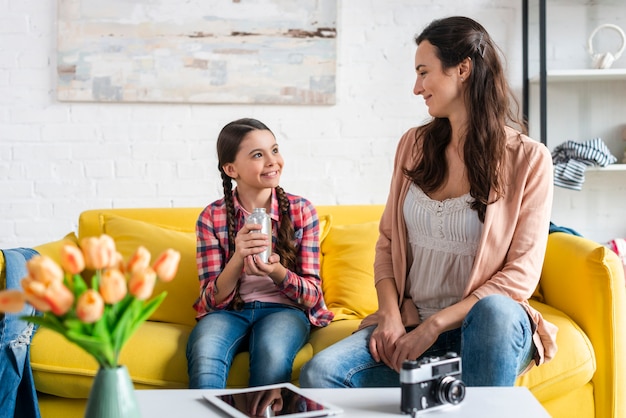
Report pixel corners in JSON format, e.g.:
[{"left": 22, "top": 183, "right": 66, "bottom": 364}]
[{"left": 540, "top": 232, "right": 626, "bottom": 418}]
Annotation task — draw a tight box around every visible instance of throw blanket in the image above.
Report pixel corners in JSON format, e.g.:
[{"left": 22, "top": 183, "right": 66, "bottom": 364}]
[
  {"left": 0, "top": 248, "right": 41, "bottom": 418},
  {"left": 606, "top": 238, "right": 626, "bottom": 281},
  {"left": 552, "top": 137, "right": 617, "bottom": 190}
]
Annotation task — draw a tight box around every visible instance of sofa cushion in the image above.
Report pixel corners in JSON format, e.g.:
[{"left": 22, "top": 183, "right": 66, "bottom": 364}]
[
  {"left": 101, "top": 214, "right": 199, "bottom": 327},
  {"left": 317, "top": 214, "right": 331, "bottom": 265},
  {"left": 32, "top": 232, "right": 79, "bottom": 265},
  {"left": 31, "top": 322, "right": 192, "bottom": 398},
  {"left": 321, "top": 221, "right": 379, "bottom": 320},
  {"left": 318, "top": 214, "right": 332, "bottom": 242},
  {"left": 516, "top": 301, "right": 596, "bottom": 402},
  {"left": 32, "top": 320, "right": 317, "bottom": 395}
]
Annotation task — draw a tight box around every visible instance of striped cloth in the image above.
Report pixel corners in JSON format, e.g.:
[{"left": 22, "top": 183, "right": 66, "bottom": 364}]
[{"left": 552, "top": 137, "right": 617, "bottom": 190}]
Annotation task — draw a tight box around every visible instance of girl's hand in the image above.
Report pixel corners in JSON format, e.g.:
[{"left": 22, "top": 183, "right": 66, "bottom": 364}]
[
  {"left": 246, "top": 388, "right": 283, "bottom": 417},
  {"left": 243, "top": 253, "right": 285, "bottom": 282},
  {"left": 234, "top": 223, "right": 270, "bottom": 262}
]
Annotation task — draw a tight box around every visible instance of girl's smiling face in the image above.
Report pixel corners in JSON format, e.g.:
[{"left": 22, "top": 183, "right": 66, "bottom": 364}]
[
  {"left": 413, "top": 40, "right": 466, "bottom": 119},
  {"left": 222, "top": 129, "right": 284, "bottom": 191}
]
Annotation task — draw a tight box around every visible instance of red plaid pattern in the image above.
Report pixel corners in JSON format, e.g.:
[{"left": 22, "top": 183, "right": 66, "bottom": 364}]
[{"left": 193, "top": 188, "right": 333, "bottom": 327}]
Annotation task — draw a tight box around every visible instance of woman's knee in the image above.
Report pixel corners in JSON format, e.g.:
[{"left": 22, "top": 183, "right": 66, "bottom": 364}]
[
  {"left": 300, "top": 352, "right": 336, "bottom": 388},
  {"left": 466, "top": 295, "right": 525, "bottom": 327},
  {"left": 463, "top": 294, "right": 531, "bottom": 347}
]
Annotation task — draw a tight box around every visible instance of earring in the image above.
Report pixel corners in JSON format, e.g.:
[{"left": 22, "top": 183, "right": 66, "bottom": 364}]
[{"left": 460, "top": 77, "right": 464, "bottom": 81}]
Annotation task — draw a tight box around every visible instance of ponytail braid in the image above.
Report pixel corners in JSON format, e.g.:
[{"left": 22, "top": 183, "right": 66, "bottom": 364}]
[
  {"left": 220, "top": 169, "right": 244, "bottom": 311},
  {"left": 274, "top": 186, "right": 297, "bottom": 272}
]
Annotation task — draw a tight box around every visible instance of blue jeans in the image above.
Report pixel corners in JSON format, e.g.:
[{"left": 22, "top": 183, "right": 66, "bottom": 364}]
[
  {"left": 186, "top": 301, "right": 310, "bottom": 389},
  {"left": 0, "top": 248, "right": 41, "bottom": 418},
  {"left": 300, "top": 294, "right": 535, "bottom": 388}
]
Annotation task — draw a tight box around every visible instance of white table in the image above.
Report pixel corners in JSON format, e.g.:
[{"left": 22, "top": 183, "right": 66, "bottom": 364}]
[{"left": 135, "top": 387, "right": 550, "bottom": 418}]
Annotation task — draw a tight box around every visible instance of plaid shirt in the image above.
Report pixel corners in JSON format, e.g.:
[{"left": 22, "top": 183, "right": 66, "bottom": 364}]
[{"left": 193, "top": 188, "right": 333, "bottom": 327}]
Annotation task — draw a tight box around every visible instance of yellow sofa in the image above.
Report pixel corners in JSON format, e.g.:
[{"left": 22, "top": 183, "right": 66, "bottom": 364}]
[{"left": 17, "top": 205, "right": 624, "bottom": 418}]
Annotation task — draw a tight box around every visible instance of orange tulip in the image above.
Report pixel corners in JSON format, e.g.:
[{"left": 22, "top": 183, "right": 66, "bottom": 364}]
[
  {"left": 152, "top": 249, "right": 181, "bottom": 282},
  {"left": 109, "top": 251, "right": 126, "bottom": 273},
  {"left": 99, "top": 268, "right": 127, "bottom": 304},
  {"left": 22, "top": 278, "right": 74, "bottom": 315},
  {"left": 60, "top": 244, "right": 85, "bottom": 275},
  {"left": 76, "top": 289, "right": 104, "bottom": 323},
  {"left": 81, "top": 235, "right": 117, "bottom": 270},
  {"left": 46, "top": 281, "right": 75, "bottom": 316},
  {"left": 26, "top": 255, "right": 64, "bottom": 285},
  {"left": 0, "top": 289, "right": 27, "bottom": 313},
  {"left": 21, "top": 278, "right": 52, "bottom": 312},
  {"left": 127, "top": 246, "right": 151, "bottom": 274},
  {"left": 128, "top": 268, "right": 157, "bottom": 301}
]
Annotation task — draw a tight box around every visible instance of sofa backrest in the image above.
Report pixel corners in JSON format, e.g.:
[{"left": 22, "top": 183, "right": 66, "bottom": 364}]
[
  {"left": 74, "top": 205, "right": 385, "bottom": 328},
  {"left": 77, "top": 205, "right": 386, "bottom": 235},
  {"left": 79, "top": 208, "right": 203, "bottom": 237}
]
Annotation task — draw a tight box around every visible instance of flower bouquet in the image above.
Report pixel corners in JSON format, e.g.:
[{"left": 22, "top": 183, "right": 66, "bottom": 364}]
[{"left": 0, "top": 234, "right": 181, "bottom": 417}]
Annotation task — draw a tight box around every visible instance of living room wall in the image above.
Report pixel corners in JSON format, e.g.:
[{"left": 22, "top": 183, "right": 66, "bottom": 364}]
[
  {"left": 0, "top": 0, "right": 523, "bottom": 248},
  {"left": 1, "top": 0, "right": 624, "bottom": 248}
]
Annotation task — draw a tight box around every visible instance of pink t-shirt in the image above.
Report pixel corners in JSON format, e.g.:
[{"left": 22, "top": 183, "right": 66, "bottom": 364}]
[{"left": 239, "top": 272, "right": 299, "bottom": 308}]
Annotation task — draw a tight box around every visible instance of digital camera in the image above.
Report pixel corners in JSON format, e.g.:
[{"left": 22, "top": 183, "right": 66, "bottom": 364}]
[{"left": 400, "top": 352, "right": 465, "bottom": 415}]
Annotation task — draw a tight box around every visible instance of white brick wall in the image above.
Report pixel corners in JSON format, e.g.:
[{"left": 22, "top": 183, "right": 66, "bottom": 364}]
[{"left": 1, "top": 0, "right": 624, "bottom": 249}]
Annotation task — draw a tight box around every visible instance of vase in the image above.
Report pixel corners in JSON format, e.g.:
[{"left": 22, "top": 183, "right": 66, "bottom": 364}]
[{"left": 84, "top": 365, "right": 141, "bottom": 418}]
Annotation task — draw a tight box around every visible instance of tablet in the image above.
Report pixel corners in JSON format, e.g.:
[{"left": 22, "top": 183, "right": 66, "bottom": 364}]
[{"left": 204, "top": 383, "right": 343, "bottom": 418}]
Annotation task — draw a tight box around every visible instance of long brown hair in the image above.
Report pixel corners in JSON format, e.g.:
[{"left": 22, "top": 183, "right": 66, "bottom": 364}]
[
  {"left": 216, "top": 118, "right": 297, "bottom": 308},
  {"left": 404, "top": 16, "right": 524, "bottom": 222}
]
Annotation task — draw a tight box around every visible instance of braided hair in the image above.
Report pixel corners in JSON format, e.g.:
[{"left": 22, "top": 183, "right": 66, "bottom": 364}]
[{"left": 216, "top": 118, "right": 297, "bottom": 309}]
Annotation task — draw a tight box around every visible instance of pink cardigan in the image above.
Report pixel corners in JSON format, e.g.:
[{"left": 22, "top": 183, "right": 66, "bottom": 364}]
[{"left": 360, "top": 126, "right": 558, "bottom": 367}]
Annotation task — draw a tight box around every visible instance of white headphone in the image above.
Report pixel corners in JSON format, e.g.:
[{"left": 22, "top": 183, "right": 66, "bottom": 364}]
[{"left": 587, "top": 23, "right": 626, "bottom": 69}]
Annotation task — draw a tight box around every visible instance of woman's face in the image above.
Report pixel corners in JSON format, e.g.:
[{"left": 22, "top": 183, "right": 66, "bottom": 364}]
[
  {"left": 413, "top": 40, "right": 465, "bottom": 119},
  {"left": 222, "top": 129, "right": 284, "bottom": 192}
]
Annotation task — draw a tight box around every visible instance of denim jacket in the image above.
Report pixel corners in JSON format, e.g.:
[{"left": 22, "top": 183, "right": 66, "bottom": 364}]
[{"left": 0, "top": 247, "right": 41, "bottom": 418}]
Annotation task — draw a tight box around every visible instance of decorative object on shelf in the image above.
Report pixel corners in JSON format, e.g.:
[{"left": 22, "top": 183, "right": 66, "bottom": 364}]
[
  {"left": 552, "top": 137, "right": 618, "bottom": 191},
  {"left": 0, "top": 235, "right": 181, "bottom": 418},
  {"left": 587, "top": 23, "right": 626, "bottom": 69}
]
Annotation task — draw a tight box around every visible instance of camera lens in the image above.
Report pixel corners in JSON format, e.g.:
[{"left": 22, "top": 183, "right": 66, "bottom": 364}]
[{"left": 435, "top": 376, "right": 466, "bottom": 405}]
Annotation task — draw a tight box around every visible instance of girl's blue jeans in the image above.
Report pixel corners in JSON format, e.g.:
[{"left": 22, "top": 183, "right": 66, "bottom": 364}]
[
  {"left": 186, "top": 301, "right": 310, "bottom": 389},
  {"left": 300, "top": 294, "right": 535, "bottom": 388}
]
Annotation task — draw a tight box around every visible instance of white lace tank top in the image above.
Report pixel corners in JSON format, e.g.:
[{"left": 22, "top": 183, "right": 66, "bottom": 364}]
[{"left": 404, "top": 184, "right": 483, "bottom": 322}]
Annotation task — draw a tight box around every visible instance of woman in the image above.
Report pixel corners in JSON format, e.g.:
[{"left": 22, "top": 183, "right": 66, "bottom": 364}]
[
  {"left": 187, "top": 118, "right": 333, "bottom": 389},
  {"left": 300, "top": 16, "right": 557, "bottom": 388}
]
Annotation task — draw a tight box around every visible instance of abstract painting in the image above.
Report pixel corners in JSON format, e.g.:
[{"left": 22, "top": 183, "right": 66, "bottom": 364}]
[{"left": 56, "top": 0, "right": 336, "bottom": 104}]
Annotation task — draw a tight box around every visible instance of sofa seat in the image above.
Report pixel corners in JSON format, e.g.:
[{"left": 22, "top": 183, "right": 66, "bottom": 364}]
[
  {"left": 519, "top": 301, "right": 595, "bottom": 403},
  {"left": 32, "top": 322, "right": 322, "bottom": 394},
  {"left": 31, "top": 301, "right": 595, "bottom": 400},
  {"left": 25, "top": 206, "right": 624, "bottom": 418}
]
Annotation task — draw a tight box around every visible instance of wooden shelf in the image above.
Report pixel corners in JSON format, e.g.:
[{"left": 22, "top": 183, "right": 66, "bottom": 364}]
[
  {"left": 586, "top": 164, "right": 626, "bottom": 172},
  {"left": 530, "top": 68, "right": 626, "bottom": 83}
]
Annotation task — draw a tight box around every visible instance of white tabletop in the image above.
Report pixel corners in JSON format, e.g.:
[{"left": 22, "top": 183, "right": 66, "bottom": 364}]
[{"left": 135, "top": 386, "right": 550, "bottom": 418}]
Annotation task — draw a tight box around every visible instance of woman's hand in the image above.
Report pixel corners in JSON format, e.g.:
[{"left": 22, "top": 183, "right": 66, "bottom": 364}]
[
  {"left": 388, "top": 296, "right": 479, "bottom": 372},
  {"left": 390, "top": 319, "right": 440, "bottom": 372},
  {"left": 369, "top": 314, "right": 406, "bottom": 370}
]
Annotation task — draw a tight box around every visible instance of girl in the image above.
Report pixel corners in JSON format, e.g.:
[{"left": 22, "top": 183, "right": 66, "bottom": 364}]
[
  {"left": 301, "top": 16, "right": 557, "bottom": 388},
  {"left": 186, "top": 118, "right": 333, "bottom": 389}
]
